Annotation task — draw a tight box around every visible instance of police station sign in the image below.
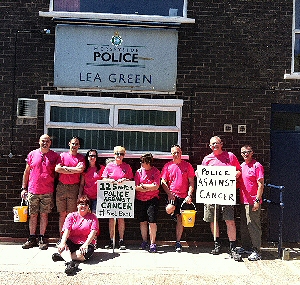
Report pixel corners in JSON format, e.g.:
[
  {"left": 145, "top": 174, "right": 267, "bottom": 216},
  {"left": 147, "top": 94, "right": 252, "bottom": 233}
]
[
  {"left": 196, "top": 166, "right": 236, "bottom": 205},
  {"left": 54, "top": 24, "right": 178, "bottom": 93},
  {"left": 96, "top": 180, "right": 135, "bottom": 218}
]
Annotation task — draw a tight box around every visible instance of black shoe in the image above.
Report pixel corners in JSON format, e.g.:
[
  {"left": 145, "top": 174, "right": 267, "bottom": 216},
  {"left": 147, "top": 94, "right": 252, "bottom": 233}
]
[
  {"left": 105, "top": 240, "right": 113, "bottom": 249},
  {"left": 230, "top": 248, "right": 242, "bottom": 262},
  {"left": 65, "top": 261, "right": 76, "bottom": 275},
  {"left": 211, "top": 242, "right": 221, "bottom": 255},
  {"left": 52, "top": 253, "right": 64, "bottom": 262},
  {"left": 22, "top": 237, "right": 37, "bottom": 249},
  {"left": 119, "top": 240, "right": 126, "bottom": 250}
]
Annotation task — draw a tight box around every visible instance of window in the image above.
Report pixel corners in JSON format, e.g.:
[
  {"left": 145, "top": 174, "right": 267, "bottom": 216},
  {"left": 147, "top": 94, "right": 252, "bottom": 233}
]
[
  {"left": 285, "top": 0, "right": 300, "bottom": 78},
  {"left": 44, "top": 95, "right": 183, "bottom": 154},
  {"left": 40, "top": 0, "right": 195, "bottom": 25}
]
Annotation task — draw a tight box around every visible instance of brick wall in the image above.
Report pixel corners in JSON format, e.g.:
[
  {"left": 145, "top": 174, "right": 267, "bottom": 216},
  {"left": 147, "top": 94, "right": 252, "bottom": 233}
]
[{"left": 0, "top": 0, "right": 298, "bottom": 243}]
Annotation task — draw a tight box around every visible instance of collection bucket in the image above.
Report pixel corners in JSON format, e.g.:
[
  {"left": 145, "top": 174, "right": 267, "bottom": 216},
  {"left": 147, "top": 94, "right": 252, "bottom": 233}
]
[
  {"left": 180, "top": 202, "right": 196, "bottom": 227},
  {"left": 13, "top": 199, "right": 28, "bottom": 222}
]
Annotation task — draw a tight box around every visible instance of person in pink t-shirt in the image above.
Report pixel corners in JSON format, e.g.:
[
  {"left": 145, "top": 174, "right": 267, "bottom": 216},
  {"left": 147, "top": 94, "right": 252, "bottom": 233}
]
[
  {"left": 102, "top": 146, "right": 133, "bottom": 250},
  {"left": 161, "top": 145, "right": 195, "bottom": 252},
  {"left": 55, "top": 137, "right": 85, "bottom": 239},
  {"left": 201, "top": 136, "right": 241, "bottom": 256},
  {"left": 52, "top": 195, "right": 99, "bottom": 275},
  {"left": 21, "top": 134, "right": 59, "bottom": 250},
  {"left": 79, "top": 149, "right": 105, "bottom": 214},
  {"left": 239, "top": 145, "right": 264, "bottom": 261},
  {"left": 135, "top": 153, "right": 161, "bottom": 253}
]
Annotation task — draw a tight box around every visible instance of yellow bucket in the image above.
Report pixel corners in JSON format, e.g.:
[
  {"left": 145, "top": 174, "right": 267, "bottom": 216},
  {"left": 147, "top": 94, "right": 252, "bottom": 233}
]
[
  {"left": 181, "top": 210, "right": 196, "bottom": 227},
  {"left": 13, "top": 200, "right": 28, "bottom": 222},
  {"left": 180, "top": 202, "right": 196, "bottom": 227}
]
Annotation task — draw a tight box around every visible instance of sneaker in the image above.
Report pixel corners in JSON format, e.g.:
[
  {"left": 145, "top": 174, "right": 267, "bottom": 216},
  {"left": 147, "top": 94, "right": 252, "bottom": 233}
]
[
  {"left": 248, "top": 251, "right": 261, "bottom": 261},
  {"left": 22, "top": 237, "right": 37, "bottom": 249},
  {"left": 149, "top": 243, "right": 157, "bottom": 253},
  {"left": 175, "top": 241, "right": 182, "bottom": 253},
  {"left": 211, "top": 242, "right": 221, "bottom": 255},
  {"left": 139, "top": 241, "right": 149, "bottom": 250},
  {"left": 105, "top": 240, "right": 114, "bottom": 249},
  {"left": 52, "top": 253, "right": 64, "bottom": 262},
  {"left": 38, "top": 239, "right": 48, "bottom": 250},
  {"left": 235, "top": 247, "right": 252, "bottom": 255},
  {"left": 119, "top": 240, "right": 126, "bottom": 250},
  {"left": 65, "top": 261, "right": 76, "bottom": 275},
  {"left": 230, "top": 248, "right": 242, "bottom": 262}
]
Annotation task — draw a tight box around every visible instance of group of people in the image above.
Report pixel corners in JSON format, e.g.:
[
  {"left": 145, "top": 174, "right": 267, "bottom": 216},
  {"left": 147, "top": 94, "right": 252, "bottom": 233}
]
[{"left": 19, "top": 134, "right": 264, "bottom": 275}]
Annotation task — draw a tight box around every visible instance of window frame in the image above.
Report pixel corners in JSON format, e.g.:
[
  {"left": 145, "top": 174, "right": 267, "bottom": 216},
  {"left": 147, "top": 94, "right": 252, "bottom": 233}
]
[
  {"left": 285, "top": 0, "right": 300, "bottom": 79},
  {"left": 39, "top": 0, "right": 195, "bottom": 25},
  {"left": 44, "top": 94, "right": 183, "bottom": 156}
]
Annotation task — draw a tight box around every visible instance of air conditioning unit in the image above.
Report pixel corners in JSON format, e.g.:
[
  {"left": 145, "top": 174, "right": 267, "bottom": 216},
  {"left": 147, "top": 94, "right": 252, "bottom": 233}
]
[{"left": 17, "top": 98, "right": 38, "bottom": 118}]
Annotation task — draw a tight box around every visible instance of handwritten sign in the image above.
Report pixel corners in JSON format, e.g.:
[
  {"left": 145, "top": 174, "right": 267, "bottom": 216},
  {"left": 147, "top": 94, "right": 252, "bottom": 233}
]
[
  {"left": 96, "top": 181, "right": 135, "bottom": 218},
  {"left": 196, "top": 166, "right": 236, "bottom": 205}
]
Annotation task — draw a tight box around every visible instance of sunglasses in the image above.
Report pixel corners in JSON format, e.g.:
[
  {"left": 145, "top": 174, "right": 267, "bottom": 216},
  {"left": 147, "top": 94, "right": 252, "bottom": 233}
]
[
  {"left": 241, "top": 150, "right": 253, "bottom": 154},
  {"left": 89, "top": 154, "right": 97, "bottom": 157},
  {"left": 115, "top": 152, "right": 125, "bottom": 156}
]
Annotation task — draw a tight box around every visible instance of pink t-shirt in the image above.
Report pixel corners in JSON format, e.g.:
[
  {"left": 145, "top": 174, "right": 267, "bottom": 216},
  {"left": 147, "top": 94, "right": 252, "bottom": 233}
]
[
  {"left": 62, "top": 211, "right": 99, "bottom": 245},
  {"left": 102, "top": 161, "right": 133, "bottom": 180},
  {"left": 26, "top": 149, "right": 59, "bottom": 195},
  {"left": 239, "top": 159, "right": 264, "bottom": 205},
  {"left": 58, "top": 152, "right": 85, "bottom": 185},
  {"left": 161, "top": 160, "right": 195, "bottom": 198},
  {"left": 201, "top": 151, "right": 241, "bottom": 171},
  {"left": 82, "top": 166, "right": 105, "bottom": 200},
  {"left": 134, "top": 167, "right": 161, "bottom": 201}
]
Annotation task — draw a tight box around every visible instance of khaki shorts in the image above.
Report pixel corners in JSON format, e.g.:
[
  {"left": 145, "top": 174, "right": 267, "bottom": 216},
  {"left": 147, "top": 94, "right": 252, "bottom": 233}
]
[
  {"left": 28, "top": 192, "right": 54, "bottom": 215},
  {"left": 203, "top": 204, "right": 235, "bottom": 222},
  {"left": 56, "top": 182, "right": 79, "bottom": 213}
]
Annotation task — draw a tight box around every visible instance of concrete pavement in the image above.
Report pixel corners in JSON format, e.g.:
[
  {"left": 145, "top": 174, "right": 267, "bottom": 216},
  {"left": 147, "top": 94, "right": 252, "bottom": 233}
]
[{"left": 1, "top": 241, "right": 300, "bottom": 285}]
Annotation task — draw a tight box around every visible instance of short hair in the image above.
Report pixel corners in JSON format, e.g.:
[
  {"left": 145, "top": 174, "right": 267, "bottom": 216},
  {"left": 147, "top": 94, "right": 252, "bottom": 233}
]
[
  {"left": 140, "top": 153, "right": 153, "bottom": 165},
  {"left": 171, "top": 144, "right": 181, "bottom": 149},
  {"left": 77, "top": 195, "right": 90, "bottom": 205},
  {"left": 114, "top": 145, "right": 126, "bottom": 153}
]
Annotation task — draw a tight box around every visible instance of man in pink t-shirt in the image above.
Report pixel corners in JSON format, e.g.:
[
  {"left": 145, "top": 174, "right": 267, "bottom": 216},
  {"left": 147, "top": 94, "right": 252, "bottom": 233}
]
[
  {"left": 201, "top": 136, "right": 241, "bottom": 256},
  {"left": 55, "top": 137, "right": 85, "bottom": 238},
  {"left": 239, "top": 144, "right": 264, "bottom": 261},
  {"left": 21, "top": 134, "right": 59, "bottom": 250},
  {"left": 161, "top": 145, "right": 195, "bottom": 252}
]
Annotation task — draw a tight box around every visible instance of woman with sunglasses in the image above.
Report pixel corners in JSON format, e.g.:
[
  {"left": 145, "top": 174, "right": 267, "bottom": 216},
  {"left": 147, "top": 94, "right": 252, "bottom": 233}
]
[
  {"left": 135, "top": 153, "right": 160, "bottom": 253},
  {"left": 101, "top": 146, "right": 133, "bottom": 250},
  {"left": 79, "top": 149, "right": 105, "bottom": 214},
  {"left": 52, "top": 195, "right": 99, "bottom": 275}
]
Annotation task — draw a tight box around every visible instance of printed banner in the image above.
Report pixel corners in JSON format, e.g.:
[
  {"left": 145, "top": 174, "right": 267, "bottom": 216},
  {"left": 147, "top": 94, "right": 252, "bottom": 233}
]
[
  {"left": 96, "top": 180, "right": 135, "bottom": 218},
  {"left": 196, "top": 165, "right": 236, "bottom": 205}
]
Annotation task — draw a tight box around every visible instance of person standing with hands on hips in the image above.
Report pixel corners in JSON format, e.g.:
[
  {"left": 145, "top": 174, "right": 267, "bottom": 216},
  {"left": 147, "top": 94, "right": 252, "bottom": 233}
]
[
  {"left": 201, "top": 136, "right": 241, "bottom": 256},
  {"left": 239, "top": 145, "right": 264, "bottom": 261},
  {"left": 102, "top": 146, "right": 133, "bottom": 250},
  {"left": 21, "top": 134, "right": 59, "bottom": 250},
  {"left": 161, "top": 145, "right": 195, "bottom": 253}
]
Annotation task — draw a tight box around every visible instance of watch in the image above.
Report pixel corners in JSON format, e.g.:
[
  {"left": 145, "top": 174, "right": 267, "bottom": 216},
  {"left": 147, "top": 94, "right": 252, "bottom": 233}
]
[{"left": 254, "top": 198, "right": 260, "bottom": 203}]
